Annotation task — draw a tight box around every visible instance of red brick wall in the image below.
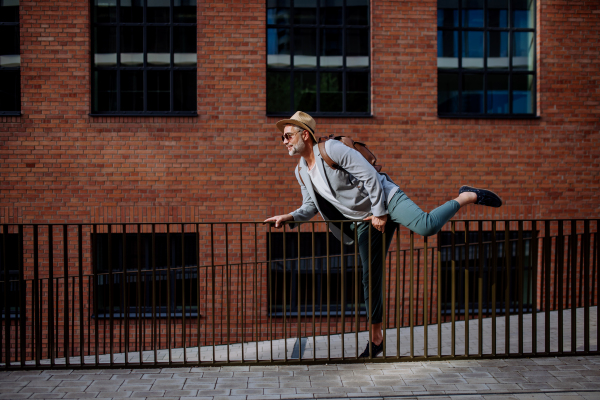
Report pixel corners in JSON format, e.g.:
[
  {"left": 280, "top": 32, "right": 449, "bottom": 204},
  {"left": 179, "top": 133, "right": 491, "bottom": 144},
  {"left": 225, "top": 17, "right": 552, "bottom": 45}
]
[{"left": 1, "top": 0, "right": 598, "bottom": 226}]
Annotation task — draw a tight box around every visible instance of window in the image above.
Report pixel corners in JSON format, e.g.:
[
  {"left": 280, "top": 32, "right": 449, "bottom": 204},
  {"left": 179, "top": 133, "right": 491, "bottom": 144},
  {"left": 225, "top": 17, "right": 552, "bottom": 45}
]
[
  {"left": 268, "top": 231, "right": 366, "bottom": 317},
  {"left": 0, "top": 0, "right": 20, "bottom": 114},
  {"left": 91, "top": 0, "right": 197, "bottom": 115},
  {"left": 94, "top": 233, "right": 199, "bottom": 317},
  {"left": 437, "top": 0, "right": 536, "bottom": 117},
  {"left": 0, "top": 234, "right": 20, "bottom": 318},
  {"left": 438, "top": 230, "right": 533, "bottom": 316},
  {"left": 266, "top": 0, "right": 370, "bottom": 116}
]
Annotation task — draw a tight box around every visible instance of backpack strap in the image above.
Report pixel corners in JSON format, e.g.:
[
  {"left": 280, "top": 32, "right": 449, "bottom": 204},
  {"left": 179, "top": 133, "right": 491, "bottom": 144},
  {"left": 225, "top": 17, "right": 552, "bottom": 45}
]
[
  {"left": 297, "top": 162, "right": 305, "bottom": 186},
  {"left": 318, "top": 139, "right": 340, "bottom": 170}
]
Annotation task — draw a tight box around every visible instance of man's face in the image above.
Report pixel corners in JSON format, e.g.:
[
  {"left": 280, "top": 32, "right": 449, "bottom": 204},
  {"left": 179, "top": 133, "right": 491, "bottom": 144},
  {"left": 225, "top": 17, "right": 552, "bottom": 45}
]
[{"left": 283, "top": 125, "right": 305, "bottom": 156}]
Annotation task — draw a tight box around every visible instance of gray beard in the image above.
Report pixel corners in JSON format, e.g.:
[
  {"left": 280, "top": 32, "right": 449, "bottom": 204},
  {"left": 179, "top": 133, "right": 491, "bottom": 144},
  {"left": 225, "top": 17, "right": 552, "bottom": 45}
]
[{"left": 288, "top": 139, "right": 305, "bottom": 156}]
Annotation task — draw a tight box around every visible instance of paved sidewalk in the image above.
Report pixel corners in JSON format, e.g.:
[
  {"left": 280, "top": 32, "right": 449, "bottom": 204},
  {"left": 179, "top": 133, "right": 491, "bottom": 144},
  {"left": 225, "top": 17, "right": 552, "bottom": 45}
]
[{"left": 1, "top": 355, "right": 599, "bottom": 400}]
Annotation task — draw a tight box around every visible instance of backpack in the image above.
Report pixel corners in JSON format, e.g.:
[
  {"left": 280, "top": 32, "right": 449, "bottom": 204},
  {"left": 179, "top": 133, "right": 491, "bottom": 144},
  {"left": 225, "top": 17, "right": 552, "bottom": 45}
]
[{"left": 297, "top": 135, "right": 382, "bottom": 185}]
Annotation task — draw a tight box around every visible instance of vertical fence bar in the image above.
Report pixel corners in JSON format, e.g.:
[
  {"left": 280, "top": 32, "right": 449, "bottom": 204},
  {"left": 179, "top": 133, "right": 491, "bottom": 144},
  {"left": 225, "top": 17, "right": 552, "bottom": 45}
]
[
  {"left": 381, "top": 230, "right": 387, "bottom": 359},
  {"left": 464, "top": 222, "right": 470, "bottom": 357},
  {"left": 437, "top": 232, "right": 442, "bottom": 358},
  {"left": 137, "top": 225, "right": 143, "bottom": 366},
  {"left": 396, "top": 232, "right": 401, "bottom": 359},
  {"left": 211, "top": 224, "right": 216, "bottom": 364},
  {"left": 340, "top": 222, "right": 345, "bottom": 360},
  {"left": 62, "top": 225, "right": 70, "bottom": 367},
  {"left": 196, "top": 224, "right": 201, "bottom": 365},
  {"left": 181, "top": 224, "right": 187, "bottom": 364},
  {"left": 254, "top": 223, "right": 258, "bottom": 363},
  {"left": 596, "top": 219, "right": 599, "bottom": 353},
  {"left": 166, "top": 224, "right": 172, "bottom": 365},
  {"left": 78, "top": 225, "right": 84, "bottom": 366},
  {"left": 2, "top": 225, "right": 6, "bottom": 368},
  {"left": 92, "top": 225, "right": 99, "bottom": 366},
  {"left": 297, "top": 223, "right": 302, "bottom": 361},
  {"left": 558, "top": 220, "right": 564, "bottom": 354},
  {"left": 504, "top": 221, "right": 510, "bottom": 355},
  {"left": 282, "top": 224, "right": 287, "bottom": 362},
  {"left": 313, "top": 222, "right": 317, "bottom": 361},
  {"left": 123, "top": 225, "right": 129, "bottom": 366},
  {"left": 531, "top": 221, "right": 538, "bottom": 355},
  {"left": 477, "top": 221, "right": 483, "bottom": 357},
  {"left": 517, "top": 221, "right": 524, "bottom": 355},
  {"left": 491, "top": 221, "right": 497, "bottom": 356},
  {"left": 354, "top": 223, "right": 358, "bottom": 359},
  {"left": 33, "top": 225, "right": 40, "bottom": 366},
  {"left": 225, "top": 224, "right": 230, "bottom": 363},
  {"left": 410, "top": 231, "right": 414, "bottom": 358},
  {"left": 451, "top": 221, "right": 456, "bottom": 358},
  {"left": 48, "top": 225, "right": 55, "bottom": 367},
  {"left": 267, "top": 223, "right": 272, "bottom": 363},
  {"left": 544, "top": 221, "right": 551, "bottom": 354},
  {"left": 17, "top": 225, "right": 25, "bottom": 367},
  {"left": 327, "top": 223, "right": 331, "bottom": 361},
  {"left": 152, "top": 224, "right": 157, "bottom": 366},
  {"left": 571, "top": 220, "right": 577, "bottom": 353},
  {"left": 368, "top": 223, "right": 372, "bottom": 359},
  {"left": 108, "top": 225, "right": 114, "bottom": 366},
  {"left": 423, "top": 236, "right": 428, "bottom": 358},
  {"left": 584, "top": 220, "right": 590, "bottom": 353}
]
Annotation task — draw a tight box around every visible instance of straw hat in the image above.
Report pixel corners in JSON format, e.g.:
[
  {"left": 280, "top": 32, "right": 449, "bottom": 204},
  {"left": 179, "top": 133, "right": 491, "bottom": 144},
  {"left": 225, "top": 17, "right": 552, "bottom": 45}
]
[{"left": 276, "top": 111, "right": 317, "bottom": 143}]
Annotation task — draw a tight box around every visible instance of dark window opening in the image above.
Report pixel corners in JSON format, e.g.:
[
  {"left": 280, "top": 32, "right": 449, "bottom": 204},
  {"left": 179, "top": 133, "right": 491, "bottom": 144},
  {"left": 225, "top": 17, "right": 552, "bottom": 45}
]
[
  {"left": 267, "top": 0, "right": 371, "bottom": 117},
  {"left": 438, "top": 230, "right": 533, "bottom": 316},
  {"left": 94, "top": 232, "right": 199, "bottom": 318},
  {"left": 0, "top": 0, "right": 20, "bottom": 114},
  {"left": 268, "top": 231, "right": 366, "bottom": 317},
  {"left": 437, "top": 0, "right": 536, "bottom": 117},
  {"left": 91, "top": 0, "right": 197, "bottom": 115}
]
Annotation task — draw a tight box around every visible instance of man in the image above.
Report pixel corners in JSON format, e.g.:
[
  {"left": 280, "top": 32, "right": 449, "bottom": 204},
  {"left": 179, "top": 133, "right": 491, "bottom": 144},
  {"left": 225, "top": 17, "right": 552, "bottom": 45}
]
[{"left": 264, "top": 111, "right": 502, "bottom": 358}]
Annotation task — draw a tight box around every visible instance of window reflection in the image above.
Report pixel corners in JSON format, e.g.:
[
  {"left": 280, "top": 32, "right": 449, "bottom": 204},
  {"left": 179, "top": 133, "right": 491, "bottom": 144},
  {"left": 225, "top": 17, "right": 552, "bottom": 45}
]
[
  {"left": 267, "top": 28, "right": 291, "bottom": 67},
  {"left": 487, "top": 31, "right": 508, "bottom": 69},
  {"left": 513, "top": 32, "right": 534, "bottom": 70},
  {"left": 462, "top": 31, "right": 483, "bottom": 68},
  {"left": 438, "top": 0, "right": 459, "bottom": 27},
  {"left": 487, "top": 74, "right": 509, "bottom": 113},
  {"left": 462, "top": 0, "right": 483, "bottom": 27},
  {"left": 438, "top": 30, "right": 458, "bottom": 68},
  {"left": 512, "top": 74, "right": 533, "bottom": 113}
]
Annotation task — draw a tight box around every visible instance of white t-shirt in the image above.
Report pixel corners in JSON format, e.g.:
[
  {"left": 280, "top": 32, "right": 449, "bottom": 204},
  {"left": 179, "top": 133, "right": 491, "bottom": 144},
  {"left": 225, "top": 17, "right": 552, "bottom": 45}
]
[{"left": 307, "top": 164, "right": 370, "bottom": 220}]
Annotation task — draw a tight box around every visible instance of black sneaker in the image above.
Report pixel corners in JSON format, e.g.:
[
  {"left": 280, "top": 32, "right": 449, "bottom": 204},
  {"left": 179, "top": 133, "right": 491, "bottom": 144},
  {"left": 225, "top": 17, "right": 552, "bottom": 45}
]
[
  {"left": 359, "top": 341, "right": 383, "bottom": 358},
  {"left": 459, "top": 185, "right": 503, "bottom": 208}
]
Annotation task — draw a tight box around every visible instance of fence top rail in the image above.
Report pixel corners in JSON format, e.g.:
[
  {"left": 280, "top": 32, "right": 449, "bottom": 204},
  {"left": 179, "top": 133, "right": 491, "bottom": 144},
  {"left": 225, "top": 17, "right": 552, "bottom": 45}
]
[{"left": 1, "top": 218, "right": 599, "bottom": 227}]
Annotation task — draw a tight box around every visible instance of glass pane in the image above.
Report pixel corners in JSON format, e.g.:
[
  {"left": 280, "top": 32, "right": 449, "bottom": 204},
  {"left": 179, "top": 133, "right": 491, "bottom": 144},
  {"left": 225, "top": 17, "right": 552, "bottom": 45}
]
[
  {"left": 147, "top": 0, "right": 170, "bottom": 23},
  {"left": 267, "top": 71, "right": 291, "bottom": 113},
  {"left": 121, "top": 70, "right": 144, "bottom": 112},
  {"left": 0, "top": 70, "right": 19, "bottom": 112},
  {"left": 320, "top": 29, "right": 342, "bottom": 68},
  {"left": 174, "top": 26, "right": 196, "bottom": 66},
  {"left": 346, "top": 29, "right": 369, "bottom": 67},
  {"left": 438, "top": 30, "right": 458, "bottom": 68},
  {"left": 267, "top": 0, "right": 290, "bottom": 24},
  {"left": 94, "top": 0, "right": 116, "bottom": 23},
  {"left": 0, "top": 0, "right": 19, "bottom": 23},
  {"left": 512, "top": 0, "right": 534, "bottom": 28},
  {"left": 321, "top": 0, "right": 342, "bottom": 25},
  {"left": 294, "top": 72, "right": 317, "bottom": 112},
  {"left": 512, "top": 74, "right": 533, "bottom": 114},
  {"left": 120, "top": 26, "right": 143, "bottom": 66},
  {"left": 513, "top": 31, "right": 534, "bottom": 70},
  {"left": 174, "top": 0, "right": 196, "bottom": 23},
  {"left": 462, "top": 74, "right": 483, "bottom": 113},
  {"left": 147, "top": 70, "right": 171, "bottom": 112},
  {"left": 294, "top": 28, "right": 317, "bottom": 67},
  {"left": 487, "top": 0, "right": 508, "bottom": 27},
  {"left": 462, "top": 0, "right": 483, "bottom": 27},
  {"left": 487, "top": 31, "right": 508, "bottom": 69},
  {"left": 438, "top": 73, "right": 459, "bottom": 113},
  {"left": 437, "top": 0, "right": 458, "bottom": 27},
  {"left": 462, "top": 31, "right": 483, "bottom": 68},
  {"left": 173, "top": 70, "right": 196, "bottom": 111},
  {"left": 347, "top": 0, "right": 368, "bottom": 25},
  {"left": 0, "top": 26, "right": 18, "bottom": 56},
  {"left": 294, "top": 0, "right": 316, "bottom": 24},
  {"left": 267, "top": 28, "right": 290, "bottom": 67},
  {"left": 346, "top": 71, "right": 368, "bottom": 112},
  {"left": 487, "top": 74, "right": 508, "bottom": 113},
  {"left": 94, "top": 26, "right": 117, "bottom": 66},
  {"left": 147, "top": 26, "right": 170, "bottom": 66},
  {"left": 120, "top": 0, "right": 143, "bottom": 23},
  {"left": 320, "top": 72, "right": 342, "bottom": 112},
  {"left": 93, "top": 70, "right": 116, "bottom": 112}
]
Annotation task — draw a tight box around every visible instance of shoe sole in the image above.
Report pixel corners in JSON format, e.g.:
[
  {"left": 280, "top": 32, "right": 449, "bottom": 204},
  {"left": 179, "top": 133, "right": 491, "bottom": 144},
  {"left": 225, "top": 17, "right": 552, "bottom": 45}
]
[{"left": 460, "top": 185, "right": 503, "bottom": 207}]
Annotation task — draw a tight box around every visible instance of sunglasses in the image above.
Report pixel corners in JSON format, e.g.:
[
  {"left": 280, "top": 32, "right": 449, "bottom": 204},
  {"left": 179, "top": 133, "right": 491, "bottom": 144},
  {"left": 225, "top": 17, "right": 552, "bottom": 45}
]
[{"left": 281, "top": 131, "right": 300, "bottom": 142}]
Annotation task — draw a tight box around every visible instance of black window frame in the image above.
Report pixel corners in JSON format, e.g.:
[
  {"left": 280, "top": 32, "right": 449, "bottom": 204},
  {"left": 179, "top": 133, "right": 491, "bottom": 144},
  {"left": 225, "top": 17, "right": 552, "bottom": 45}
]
[
  {"left": 93, "top": 232, "right": 200, "bottom": 318},
  {"left": 437, "top": 0, "right": 537, "bottom": 118},
  {"left": 268, "top": 231, "right": 366, "bottom": 317},
  {"left": 90, "top": 0, "right": 198, "bottom": 117},
  {"left": 0, "top": 0, "right": 21, "bottom": 115},
  {"left": 266, "top": 0, "right": 372, "bottom": 117}
]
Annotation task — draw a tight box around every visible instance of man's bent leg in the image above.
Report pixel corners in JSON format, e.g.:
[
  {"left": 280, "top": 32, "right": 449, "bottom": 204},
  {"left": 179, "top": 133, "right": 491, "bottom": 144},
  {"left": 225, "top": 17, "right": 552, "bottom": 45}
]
[
  {"left": 388, "top": 189, "right": 460, "bottom": 237},
  {"left": 356, "top": 220, "right": 397, "bottom": 346}
]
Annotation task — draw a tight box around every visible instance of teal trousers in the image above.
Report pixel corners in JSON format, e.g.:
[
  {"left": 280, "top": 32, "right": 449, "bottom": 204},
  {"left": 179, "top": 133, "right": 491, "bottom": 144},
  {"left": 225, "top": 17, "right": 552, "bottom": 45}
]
[{"left": 353, "top": 189, "right": 460, "bottom": 324}]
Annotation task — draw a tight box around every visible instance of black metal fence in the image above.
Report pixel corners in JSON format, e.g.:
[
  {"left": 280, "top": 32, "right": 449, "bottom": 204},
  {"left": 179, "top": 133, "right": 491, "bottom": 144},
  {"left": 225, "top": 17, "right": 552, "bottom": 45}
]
[{"left": 0, "top": 219, "right": 597, "bottom": 369}]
